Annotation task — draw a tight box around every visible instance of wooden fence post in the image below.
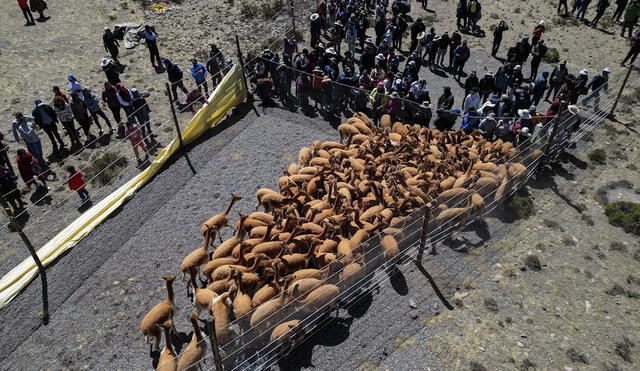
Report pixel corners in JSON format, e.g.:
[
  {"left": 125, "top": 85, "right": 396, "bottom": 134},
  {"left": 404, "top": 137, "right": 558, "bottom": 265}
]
[
  {"left": 609, "top": 63, "right": 633, "bottom": 118},
  {"left": 417, "top": 206, "right": 431, "bottom": 262},
  {"left": 0, "top": 196, "right": 48, "bottom": 323},
  {"left": 165, "top": 82, "right": 196, "bottom": 174},
  {"left": 208, "top": 318, "right": 224, "bottom": 371}
]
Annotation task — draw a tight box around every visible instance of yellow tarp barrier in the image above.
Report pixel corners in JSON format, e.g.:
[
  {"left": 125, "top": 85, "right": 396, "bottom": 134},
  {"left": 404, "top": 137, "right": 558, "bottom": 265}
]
[{"left": 0, "top": 62, "right": 247, "bottom": 310}]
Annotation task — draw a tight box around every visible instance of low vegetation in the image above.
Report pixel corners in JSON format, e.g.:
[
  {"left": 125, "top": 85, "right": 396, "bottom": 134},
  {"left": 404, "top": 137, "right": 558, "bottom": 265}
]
[
  {"left": 86, "top": 152, "right": 129, "bottom": 186},
  {"left": 588, "top": 149, "right": 607, "bottom": 164},
  {"left": 504, "top": 189, "right": 534, "bottom": 219},
  {"left": 543, "top": 48, "right": 560, "bottom": 63},
  {"left": 604, "top": 201, "right": 640, "bottom": 235}
]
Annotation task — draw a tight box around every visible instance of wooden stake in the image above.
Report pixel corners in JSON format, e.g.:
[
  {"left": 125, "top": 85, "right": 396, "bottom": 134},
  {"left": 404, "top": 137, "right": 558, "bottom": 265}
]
[
  {"left": 609, "top": 63, "right": 633, "bottom": 118},
  {"left": 208, "top": 318, "right": 224, "bottom": 371},
  {"left": 165, "top": 82, "right": 196, "bottom": 174},
  {"left": 0, "top": 196, "right": 49, "bottom": 323},
  {"left": 417, "top": 205, "right": 431, "bottom": 262}
]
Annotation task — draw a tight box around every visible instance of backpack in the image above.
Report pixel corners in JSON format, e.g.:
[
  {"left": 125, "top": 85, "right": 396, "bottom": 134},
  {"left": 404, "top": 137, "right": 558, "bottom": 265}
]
[{"left": 470, "top": 1, "right": 477, "bottom": 13}]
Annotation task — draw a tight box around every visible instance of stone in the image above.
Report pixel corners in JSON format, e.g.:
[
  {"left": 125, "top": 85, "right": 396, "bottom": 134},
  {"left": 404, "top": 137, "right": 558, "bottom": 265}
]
[{"left": 409, "top": 299, "right": 417, "bottom": 308}]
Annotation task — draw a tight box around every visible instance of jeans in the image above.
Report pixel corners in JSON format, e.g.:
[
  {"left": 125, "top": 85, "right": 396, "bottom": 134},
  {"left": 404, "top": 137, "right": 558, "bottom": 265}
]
[
  {"left": 195, "top": 79, "right": 209, "bottom": 97},
  {"left": 26, "top": 140, "right": 45, "bottom": 164},
  {"left": 558, "top": 0, "right": 568, "bottom": 14},
  {"left": 121, "top": 105, "right": 135, "bottom": 122},
  {"left": 135, "top": 112, "right": 153, "bottom": 139},
  {"left": 576, "top": 5, "right": 588, "bottom": 20},
  {"left": 77, "top": 188, "right": 89, "bottom": 201}
]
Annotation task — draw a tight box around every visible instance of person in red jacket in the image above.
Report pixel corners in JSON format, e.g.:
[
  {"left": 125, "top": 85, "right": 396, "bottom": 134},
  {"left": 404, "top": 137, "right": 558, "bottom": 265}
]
[
  {"left": 17, "top": 0, "right": 35, "bottom": 26},
  {"left": 532, "top": 21, "right": 545, "bottom": 46},
  {"left": 66, "top": 166, "right": 89, "bottom": 202}
]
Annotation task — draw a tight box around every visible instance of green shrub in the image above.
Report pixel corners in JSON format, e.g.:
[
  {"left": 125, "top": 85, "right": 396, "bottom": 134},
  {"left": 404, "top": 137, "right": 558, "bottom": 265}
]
[
  {"left": 605, "top": 202, "right": 640, "bottom": 235},
  {"left": 240, "top": 1, "right": 258, "bottom": 18},
  {"left": 588, "top": 149, "right": 606, "bottom": 164},
  {"left": 504, "top": 189, "right": 534, "bottom": 219},
  {"left": 543, "top": 48, "right": 560, "bottom": 63},
  {"left": 87, "top": 152, "right": 129, "bottom": 186},
  {"left": 514, "top": 7, "right": 521, "bottom": 14},
  {"left": 260, "top": 0, "right": 285, "bottom": 19}
]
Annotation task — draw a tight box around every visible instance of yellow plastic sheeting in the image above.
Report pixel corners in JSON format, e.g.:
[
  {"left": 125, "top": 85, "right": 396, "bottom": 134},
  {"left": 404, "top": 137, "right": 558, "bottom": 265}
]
[{"left": 0, "top": 62, "right": 247, "bottom": 310}]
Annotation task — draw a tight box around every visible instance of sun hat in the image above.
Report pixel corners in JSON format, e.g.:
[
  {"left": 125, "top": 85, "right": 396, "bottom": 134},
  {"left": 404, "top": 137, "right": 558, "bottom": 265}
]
[
  {"left": 417, "top": 31, "right": 426, "bottom": 40},
  {"left": 390, "top": 91, "right": 400, "bottom": 98},
  {"left": 420, "top": 101, "right": 431, "bottom": 109},
  {"left": 603, "top": 67, "right": 611, "bottom": 73},
  {"left": 529, "top": 105, "right": 537, "bottom": 112},
  {"left": 514, "top": 65, "right": 521, "bottom": 70},
  {"left": 539, "top": 20, "right": 545, "bottom": 26},
  {"left": 131, "top": 88, "right": 138, "bottom": 93},
  {"left": 481, "top": 101, "right": 496, "bottom": 109},
  {"left": 310, "top": 13, "right": 319, "bottom": 21},
  {"left": 520, "top": 127, "right": 532, "bottom": 137},
  {"left": 100, "top": 58, "right": 112, "bottom": 67},
  {"left": 518, "top": 109, "right": 531, "bottom": 119},
  {"left": 335, "top": 20, "right": 343, "bottom": 27},
  {"left": 326, "top": 47, "right": 337, "bottom": 55},
  {"left": 313, "top": 66, "right": 322, "bottom": 73},
  {"left": 568, "top": 105, "right": 579, "bottom": 114},
  {"left": 579, "top": 69, "right": 589, "bottom": 75}
]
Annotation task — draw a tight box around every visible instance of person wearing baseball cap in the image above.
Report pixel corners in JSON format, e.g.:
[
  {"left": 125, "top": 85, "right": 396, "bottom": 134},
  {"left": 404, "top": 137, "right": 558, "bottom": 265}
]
[{"left": 583, "top": 67, "right": 611, "bottom": 111}]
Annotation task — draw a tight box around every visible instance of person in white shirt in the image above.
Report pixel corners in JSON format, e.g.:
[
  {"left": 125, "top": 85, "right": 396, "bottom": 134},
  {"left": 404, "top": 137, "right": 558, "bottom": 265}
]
[{"left": 462, "top": 88, "right": 480, "bottom": 113}]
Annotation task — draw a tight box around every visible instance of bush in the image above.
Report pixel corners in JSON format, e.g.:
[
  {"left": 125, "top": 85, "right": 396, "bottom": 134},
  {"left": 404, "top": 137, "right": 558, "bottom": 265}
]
[
  {"left": 240, "top": 1, "right": 258, "bottom": 18},
  {"left": 605, "top": 202, "right": 640, "bottom": 235},
  {"left": 87, "top": 152, "right": 129, "bottom": 186},
  {"left": 504, "top": 189, "right": 534, "bottom": 219},
  {"left": 588, "top": 149, "right": 606, "bottom": 164},
  {"left": 260, "top": 0, "right": 285, "bottom": 19},
  {"left": 543, "top": 48, "right": 560, "bottom": 63}
]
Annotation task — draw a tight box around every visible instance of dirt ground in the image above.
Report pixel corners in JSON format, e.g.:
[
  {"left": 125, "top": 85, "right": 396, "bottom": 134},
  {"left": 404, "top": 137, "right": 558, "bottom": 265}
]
[{"left": 0, "top": 0, "right": 639, "bottom": 370}]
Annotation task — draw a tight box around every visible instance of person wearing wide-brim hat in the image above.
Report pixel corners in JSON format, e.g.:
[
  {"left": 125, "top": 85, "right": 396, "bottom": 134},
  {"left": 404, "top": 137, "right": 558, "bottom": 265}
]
[
  {"left": 309, "top": 12, "right": 322, "bottom": 48},
  {"left": 101, "top": 57, "right": 121, "bottom": 86},
  {"left": 479, "top": 112, "right": 498, "bottom": 140},
  {"left": 414, "top": 100, "right": 432, "bottom": 128},
  {"left": 582, "top": 67, "right": 611, "bottom": 111},
  {"left": 516, "top": 108, "right": 535, "bottom": 134}
]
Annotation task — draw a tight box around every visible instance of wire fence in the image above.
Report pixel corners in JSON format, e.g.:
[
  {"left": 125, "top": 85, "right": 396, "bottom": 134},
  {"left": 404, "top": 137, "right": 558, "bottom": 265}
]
[{"left": 150, "top": 67, "right": 625, "bottom": 371}]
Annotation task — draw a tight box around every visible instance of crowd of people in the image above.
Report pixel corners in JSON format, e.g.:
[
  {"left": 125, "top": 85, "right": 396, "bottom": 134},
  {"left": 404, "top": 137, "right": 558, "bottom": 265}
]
[
  {"left": 3, "top": 0, "right": 636, "bottom": 216},
  {"left": 248, "top": 0, "right": 626, "bottom": 145}
]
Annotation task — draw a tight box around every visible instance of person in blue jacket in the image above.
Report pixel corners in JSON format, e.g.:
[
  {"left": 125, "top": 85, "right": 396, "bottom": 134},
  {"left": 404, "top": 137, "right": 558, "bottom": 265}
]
[{"left": 190, "top": 58, "right": 208, "bottom": 97}]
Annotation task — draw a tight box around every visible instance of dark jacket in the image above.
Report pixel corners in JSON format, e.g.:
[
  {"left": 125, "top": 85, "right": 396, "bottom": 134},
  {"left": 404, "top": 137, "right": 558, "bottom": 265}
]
[
  {"left": 32, "top": 103, "right": 58, "bottom": 127},
  {"left": 166, "top": 63, "right": 184, "bottom": 82},
  {"left": 102, "top": 88, "right": 121, "bottom": 109}
]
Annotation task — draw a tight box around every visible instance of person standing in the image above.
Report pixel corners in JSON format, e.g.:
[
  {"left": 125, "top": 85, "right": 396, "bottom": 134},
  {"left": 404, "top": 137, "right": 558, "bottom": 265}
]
[
  {"left": 32, "top": 99, "right": 65, "bottom": 153},
  {"left": 124, "top": 121, "right": 148, "bottom": 163},
  {"left": 532, "top": 21, "right": 545, "bottom": 46},
  {"left": 16, "top": 148, "right": 48, "bottom": 190},
  {"left": 449, "top": 31, "right": 462, "bottom": 68},
  {"left": 66, "top": 166, "right": 89, "bottom": 203},
  {"left": 0, "top": 133, "right": 13, "bottom": 174},
  {"left": 29, "top": 0, "right": 49, "bottom": 21},
  {"left": 131, "top": 88, "right": 153, "bottom": 140},
  {"left": 52, "top": 96, "right": 81, "bottom": 148},
  {"left": 101, "top": 82, "right": 122, "bottom": 124},
  {"left": 310, "top": 13, "right": 322, "bottom": 48},
  {"left": 463, "top": 88, "right": 481, "bottom": 113},
  {"left": 410, "top": 18, "right": 426, "bottom": 53},
  {"left": 190, "top": 58, "right": 208, "bottom": 96},
  {"left": 546, "top": 60, "right": 568, "bottom": 101},
  {"left": 114, "top": 83, "right": 135, "bottom": 123},
  {"left": 621, "top": 2, "right": 640, "bottom": 38},
  {"left": 467, "top": 0, "right": 482, "bottom": 32},
  {"left": 140, "top": 25, "right": 161, "bottom": 67},
  {"left": 17, "top": 0, "right": 35, "bottom": 26},
  {"left": 207, "top": 44, "right": 222, "bottom": 88},
  {"left": 163, "top": 58, "right": 189, "bottom": 103},
  {"left": 558, "top": 0, "right": 570, "bottom": 15},
  {"left": 456, "top": 0, "right": 468, "bottom": 30},
  {"left": 529, "top": 39, "right": 548, "bottom": 80},
  {"left": 576, "top": 0, "right": 592, "bottom": 20},
  {"left": 492, "top": 20, "right": 509, "bottom": 57},
  {"left": 12, "top": 113, "right": 46, "bottom": 165},
  {"left": 622, "top": 27, "right": 640, "bottom": 64},
  {"left": 103, "top": 28, "right": 120, "bottom": 65},
  {"left": 437, "top": 87, "right": 455, "bottom": 110},
  {"left": 478, "top": 72, "right": 495, "bottom": 102},
  {"left": 453, "top": 40, "right": 471, "bottom": 80},
  {"left": 101, "top": 58, "right": 121, "bottom": 85},
  {"left": 83, "top": 88, "right": 113, "bottom": 133},
  {"left": 52, "top": 86, "right": 69, "bottom": 103},
  {"left": 0, "top": 165, "right": 24, "bottom": 212},
  {"left": 583, "top": 67, "right": 610, "bottom": 110},
  {"left": 532, "top": 71, "right": 549, "bottom": 106},
  {"left": 69, "top": 92, "right": 93, "bottom": 139},
  {"left": 67, "top": 74, "right": 84, "bottom": 98},
  {"left": 613, "top": 0, "right": 629, "bottom": 22},
  {"left": 437, "top": 32, "right": 450, "bottom": 66},
  {"left": 591, "top": 0, "right": 612, "bottom": 27}
]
